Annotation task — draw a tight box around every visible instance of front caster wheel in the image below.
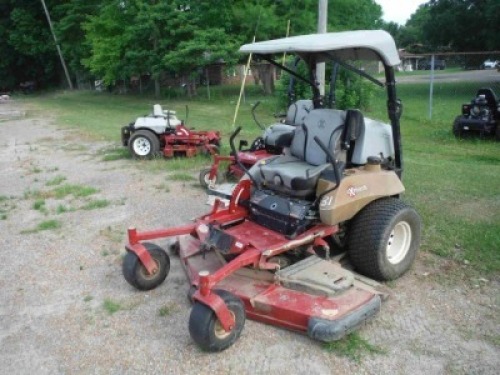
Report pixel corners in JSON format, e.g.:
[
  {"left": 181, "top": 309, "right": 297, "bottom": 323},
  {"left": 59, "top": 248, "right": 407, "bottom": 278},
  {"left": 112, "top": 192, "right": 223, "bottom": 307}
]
[
  {"left": 189, "top": 290, "right": 245, "bottom": 352},
  {"left": 122, "top": 242, "right": 170, "bottom": 290},
  {"left": 348, "top": 198, "right": 421, "bottom": 281},
  {"left": 199, "top": 167, "right": 224, "bottom": 188}
]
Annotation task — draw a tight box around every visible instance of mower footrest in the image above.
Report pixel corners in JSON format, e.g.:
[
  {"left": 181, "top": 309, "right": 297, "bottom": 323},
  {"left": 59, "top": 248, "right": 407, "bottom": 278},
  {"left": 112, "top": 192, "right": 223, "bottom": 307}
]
[{"left": 307, "top": 294, "right": 381, "bottom": 342}]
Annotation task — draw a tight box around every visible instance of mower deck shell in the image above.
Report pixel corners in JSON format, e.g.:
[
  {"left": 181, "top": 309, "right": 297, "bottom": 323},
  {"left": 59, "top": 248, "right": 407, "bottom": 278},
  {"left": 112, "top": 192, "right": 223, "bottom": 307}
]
[{"left": 178, "top": 226, "right": 383, "bottom": 340}]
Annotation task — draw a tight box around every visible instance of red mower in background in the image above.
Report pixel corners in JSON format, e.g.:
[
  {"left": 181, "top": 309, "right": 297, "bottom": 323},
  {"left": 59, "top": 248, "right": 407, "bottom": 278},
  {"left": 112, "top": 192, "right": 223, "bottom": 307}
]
[
  {"left": 122, "top": 30, "right": 422, "bottom": 352},
  {"left": 198, "top": 99, "right": 313, "bottom": 188},
  {"left": 121, "top": 104, "right": 220, "bottom": 159}
]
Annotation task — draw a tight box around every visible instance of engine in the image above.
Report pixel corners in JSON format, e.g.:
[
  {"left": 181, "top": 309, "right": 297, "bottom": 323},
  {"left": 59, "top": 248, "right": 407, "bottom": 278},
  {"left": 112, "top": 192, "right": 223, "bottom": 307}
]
[{"left": 249, "top": 190, "right": 316, "bottom": 237}]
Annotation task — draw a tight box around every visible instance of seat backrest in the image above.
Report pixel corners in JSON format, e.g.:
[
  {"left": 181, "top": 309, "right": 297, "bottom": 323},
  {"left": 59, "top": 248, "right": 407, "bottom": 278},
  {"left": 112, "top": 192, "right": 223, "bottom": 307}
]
[
  {"left": 476, "top": 88, "right": 497, "bottom": 108},
  {"left": 285, "top": 99, "right": 313, "bottom": 126},
  {"left": 290, "top": 109, "right": 346, "bottom": 166},
  {"left": 351, "top": 117, "right": 394, "bottom": 165},
  {"left": 153, "top": 104, "right": 164, "bottom": 117}
]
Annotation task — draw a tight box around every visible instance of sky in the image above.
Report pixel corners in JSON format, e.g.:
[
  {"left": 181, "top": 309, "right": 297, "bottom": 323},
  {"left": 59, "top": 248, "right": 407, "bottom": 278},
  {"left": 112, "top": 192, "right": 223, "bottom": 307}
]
[{"left": 374, "top": 0, "right": 428, "bottom": 25}]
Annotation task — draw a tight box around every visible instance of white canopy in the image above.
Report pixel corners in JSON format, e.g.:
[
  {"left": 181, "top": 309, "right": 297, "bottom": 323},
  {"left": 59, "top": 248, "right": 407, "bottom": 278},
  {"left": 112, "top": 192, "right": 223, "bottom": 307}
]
[{"left": 239, "top": 30, "right": 401, "bottom": 67}]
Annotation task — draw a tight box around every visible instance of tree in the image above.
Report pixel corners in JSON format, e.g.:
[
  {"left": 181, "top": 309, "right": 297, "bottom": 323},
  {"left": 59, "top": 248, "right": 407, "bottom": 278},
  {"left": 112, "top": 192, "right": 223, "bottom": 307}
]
[
  {"left": 423, "top": 0, "right": 499, "bottom": 51},
  {"left": 53, "top": 0, "right": 101, "bottom": 86},
  {"left": 397, "top": 4, "right": 431, "bottom": 51},
  {"left": 1, "top": 0, "right": 65, "bottom": 89}
]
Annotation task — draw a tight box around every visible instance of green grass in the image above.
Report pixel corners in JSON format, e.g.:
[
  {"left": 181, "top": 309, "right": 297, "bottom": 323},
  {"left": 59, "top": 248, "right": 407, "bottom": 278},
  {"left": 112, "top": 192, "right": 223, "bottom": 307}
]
[
  {"left": 324, "top": 332, "right": 385, "bottom": 362},
  {"left": 102, "top": 298, "right": 122, "bottom": 315},
  {"left": 364, "top": 80, "right": 500, "bottom": 274},
  {"left": 168, "top": 172, "right": 195, "bottom": 181},
  {"left": 21, "top": 219, "right": 62, "bottom": 233},
  {"left": 99, "top": 146, "right": 131, "bottom": 161},
  {"left": 46, "top": 175, "right": 67, "bottom": 186},
  {"left": 32, "top": 199, "right": 48, "bottom": 214},
  {"left": 1, "top": 196, "right": 16, "bottom": 220},
  {"left": 81, "top": 199, "right": 110, "bottom": 210},
  {"left": 25, "top": 183, "right": 99, "bottom": 200},
  {"left": 20, "top": 83, "right": 500, "bottom": 274},
  {"left": 52, "top": 184, "right": 99, "bottom": 199},
  {"left": 56, "top": 204, "right": 72, "bottom": 214}
]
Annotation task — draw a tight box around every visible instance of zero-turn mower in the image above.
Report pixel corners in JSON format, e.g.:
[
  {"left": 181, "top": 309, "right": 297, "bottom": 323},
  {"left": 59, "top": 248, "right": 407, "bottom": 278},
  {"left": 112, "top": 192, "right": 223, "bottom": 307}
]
[{"left": 122, "top": 30, "right": 422, "bottom": 352}]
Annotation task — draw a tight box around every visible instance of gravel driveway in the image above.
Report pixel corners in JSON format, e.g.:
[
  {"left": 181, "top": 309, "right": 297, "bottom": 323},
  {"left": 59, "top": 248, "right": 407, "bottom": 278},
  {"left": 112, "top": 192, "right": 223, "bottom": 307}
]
[{"left": 1, "top": 99, "right": 498, "bottom": 374}]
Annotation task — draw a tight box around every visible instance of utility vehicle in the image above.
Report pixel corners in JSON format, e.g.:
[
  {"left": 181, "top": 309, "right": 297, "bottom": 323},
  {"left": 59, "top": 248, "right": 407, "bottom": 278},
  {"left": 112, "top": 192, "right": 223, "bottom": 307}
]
[{"left": 122, "top": 30, "right": 422, "bottom": 352}]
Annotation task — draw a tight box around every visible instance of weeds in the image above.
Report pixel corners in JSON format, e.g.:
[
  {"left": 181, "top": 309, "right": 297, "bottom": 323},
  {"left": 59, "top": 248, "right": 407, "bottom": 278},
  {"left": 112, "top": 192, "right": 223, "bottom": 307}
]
[
  {"left": 53, "top": 184, "right": 99, "bottom": 199},
  {"left": 33, "top": 199, "right": 46, "bottom": 211},
  {"left": 56, "top": 204, "right": 72, "bottom": 214},
  {"left": 103, "top": 299, "right": 122, "bottom": 315},
  {"left": 21, "top": 219, "right": 62, "bottom": 234},
  {"left": 46, "top": 175, "right": 67, "bottom": 186},
  {"left": 168, "top": 172, "right": 194, "bottom": 181},
  {"left": 100, "top": 147, "right": 130, "bottom": 161},
  {"left": 158, "top": 302, "right": 180, "bottom": 317},
  {"left": 324, "top": 332, "right": 385, "bottom": 362},
  {"left": 81, "top": 199, "right": 110, "bottom": 210}
]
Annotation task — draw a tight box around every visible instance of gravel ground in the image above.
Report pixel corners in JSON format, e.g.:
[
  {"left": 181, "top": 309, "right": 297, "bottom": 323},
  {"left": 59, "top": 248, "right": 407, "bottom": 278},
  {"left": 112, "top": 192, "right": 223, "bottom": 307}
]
[{"left": 1, "top": 100, "right": 499, "bottom": 375}]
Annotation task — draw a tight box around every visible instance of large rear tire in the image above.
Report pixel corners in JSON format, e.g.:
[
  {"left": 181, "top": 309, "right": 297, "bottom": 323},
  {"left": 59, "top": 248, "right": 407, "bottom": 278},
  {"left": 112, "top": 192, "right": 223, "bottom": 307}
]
[
  {"left": 189, "top": 290, "right": 245, "bottom": 352},
  {"left": 347, "top": 198, "right": 421, "bottom": 281},
  {"left": 129, "top": 130, "right": 160, "bottom": 159}
]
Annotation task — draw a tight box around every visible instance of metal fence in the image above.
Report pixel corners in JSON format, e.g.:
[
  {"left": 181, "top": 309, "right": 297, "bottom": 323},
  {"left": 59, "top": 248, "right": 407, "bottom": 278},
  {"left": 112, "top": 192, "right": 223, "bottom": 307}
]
[{"left": 398, "top": 52, "right": 500, "bottom": 119}]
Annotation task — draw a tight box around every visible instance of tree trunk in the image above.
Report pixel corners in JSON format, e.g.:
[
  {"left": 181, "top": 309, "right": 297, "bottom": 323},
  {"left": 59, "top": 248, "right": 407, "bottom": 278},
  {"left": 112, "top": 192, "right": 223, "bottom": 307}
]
[{"left": 257, "top": 63, "right": 275, "bottom": 95}]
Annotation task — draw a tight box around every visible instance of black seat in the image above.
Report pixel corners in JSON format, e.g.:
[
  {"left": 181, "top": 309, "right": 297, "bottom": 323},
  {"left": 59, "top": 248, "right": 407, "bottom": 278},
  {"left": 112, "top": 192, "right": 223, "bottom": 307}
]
[{"left": 476, "top": 88, "right": 497, "bottom": 109}]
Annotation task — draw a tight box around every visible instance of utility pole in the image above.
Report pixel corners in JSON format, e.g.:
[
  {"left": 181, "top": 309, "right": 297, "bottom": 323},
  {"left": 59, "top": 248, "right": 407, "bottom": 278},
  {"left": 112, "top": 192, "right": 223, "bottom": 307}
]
[
  {"left": 317, "top": 0, "right": 328, "bottom": 96},
  {"left": 40, "top": 0, "right": 73, "bottom": 90}
]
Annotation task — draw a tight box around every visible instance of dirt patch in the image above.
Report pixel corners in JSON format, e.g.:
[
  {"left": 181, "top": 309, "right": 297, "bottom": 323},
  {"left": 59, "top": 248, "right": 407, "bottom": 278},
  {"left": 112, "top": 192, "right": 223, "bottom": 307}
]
[{"left": 1, "top": 100, "right": 498, "bottom": 374}]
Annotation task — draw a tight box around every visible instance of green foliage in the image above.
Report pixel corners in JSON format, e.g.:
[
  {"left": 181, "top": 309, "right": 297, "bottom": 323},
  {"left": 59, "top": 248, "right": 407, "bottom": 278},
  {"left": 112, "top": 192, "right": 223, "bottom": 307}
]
[
  {"left": 334, "top": 70, "right": 375, "bottom": 110},
  {"left": 276, "top": 58, "right": 312, "bottom": 110},
  {"left": 278, "top": 62, "right": 375, "bottom": 111},
  {"left": 423, "top": 0, "right": 500, "bottom": 52}
]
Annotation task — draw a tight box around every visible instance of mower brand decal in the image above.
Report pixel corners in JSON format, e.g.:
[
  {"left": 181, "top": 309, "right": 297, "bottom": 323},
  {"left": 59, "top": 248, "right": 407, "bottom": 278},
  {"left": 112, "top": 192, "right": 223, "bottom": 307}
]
[
  {"left": 320, "top": 196, "right": 333, "bottom": 209},
  {"left": 347, "top": 185, "right": 368, "bottom": 197}
]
